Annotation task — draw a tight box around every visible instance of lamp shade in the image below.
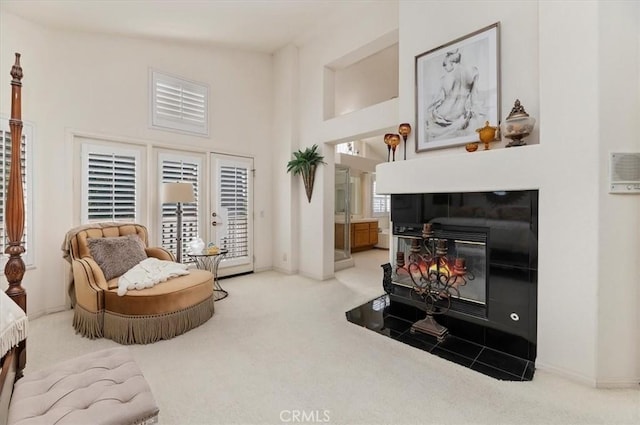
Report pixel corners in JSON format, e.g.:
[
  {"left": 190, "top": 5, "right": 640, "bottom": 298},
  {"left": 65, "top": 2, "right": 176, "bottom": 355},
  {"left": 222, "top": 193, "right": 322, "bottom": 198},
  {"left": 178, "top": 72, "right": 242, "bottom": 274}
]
[{"left": 162, "top": 182, "right": 195, "bottom": 204}]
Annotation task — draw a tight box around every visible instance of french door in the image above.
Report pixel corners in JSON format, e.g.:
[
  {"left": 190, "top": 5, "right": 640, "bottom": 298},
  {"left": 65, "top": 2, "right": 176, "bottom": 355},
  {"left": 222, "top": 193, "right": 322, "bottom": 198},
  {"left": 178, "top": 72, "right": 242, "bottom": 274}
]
[{"left": 210, "top": 153, "right": 254, "bottom": 276}]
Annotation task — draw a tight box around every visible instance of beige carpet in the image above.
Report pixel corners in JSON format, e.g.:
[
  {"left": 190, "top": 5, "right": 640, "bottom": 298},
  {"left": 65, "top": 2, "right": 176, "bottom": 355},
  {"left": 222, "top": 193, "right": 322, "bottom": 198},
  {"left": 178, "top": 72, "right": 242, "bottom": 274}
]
[{"left": 26, "top": 250, "right": 639, "bottom": 425}]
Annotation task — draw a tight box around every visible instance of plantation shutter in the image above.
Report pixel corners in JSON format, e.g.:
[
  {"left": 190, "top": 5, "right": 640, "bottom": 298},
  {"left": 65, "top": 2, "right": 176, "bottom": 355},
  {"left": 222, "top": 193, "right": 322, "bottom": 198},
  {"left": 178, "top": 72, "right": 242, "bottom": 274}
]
[
  {"left": 160, "top": 155, "right": 201, "bottom": 261},
  {"left": 0, "top": 125, "right": 28, "bottom": 258},
  {"left": 82, "top": 144, "right": 139, "bottom": 222},
  {"left": 219, "top": 165, "right": 249, "bottom": 260},
  {"left": 372, "top": 178, "right": 390, "bottom": 214},
  {"left": 151, "top": 70, "right": 208, "bottom": 136}
]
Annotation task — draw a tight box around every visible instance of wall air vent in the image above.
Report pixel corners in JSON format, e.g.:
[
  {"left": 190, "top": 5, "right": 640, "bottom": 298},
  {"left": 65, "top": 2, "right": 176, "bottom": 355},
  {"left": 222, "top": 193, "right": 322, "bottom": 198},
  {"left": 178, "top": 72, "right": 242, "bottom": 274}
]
[{"left": 609, "top": 152, "right": 640, "bottom": 193}]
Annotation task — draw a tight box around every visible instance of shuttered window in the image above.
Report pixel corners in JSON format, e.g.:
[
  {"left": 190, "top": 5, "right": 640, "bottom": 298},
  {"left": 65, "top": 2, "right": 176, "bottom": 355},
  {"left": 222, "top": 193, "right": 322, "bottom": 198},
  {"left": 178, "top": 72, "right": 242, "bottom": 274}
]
[
  {"left": 0, "top": 119, "right": 33, "bottom": 269},
  {"left": 219, "top": 165, "right": 249, "bottom": 260},
  {"left": 81, "top": 144, "right": 140, "bottom": 223},
  {"left": 159, "top": 153, "right": 202, "bottom": 262},
  {"left": 372, "top": 177, "right": 390, "bottom": 216},
  {"left": 151, "top": 70, "right": 209, "bottom": 136}
]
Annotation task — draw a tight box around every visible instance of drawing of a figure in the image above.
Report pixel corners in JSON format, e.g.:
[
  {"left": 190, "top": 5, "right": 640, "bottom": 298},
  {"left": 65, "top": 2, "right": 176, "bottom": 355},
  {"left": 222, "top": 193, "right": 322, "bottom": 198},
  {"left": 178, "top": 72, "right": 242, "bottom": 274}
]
[{"left": 426, "top": 49, "right": 483, "bottom": 140}]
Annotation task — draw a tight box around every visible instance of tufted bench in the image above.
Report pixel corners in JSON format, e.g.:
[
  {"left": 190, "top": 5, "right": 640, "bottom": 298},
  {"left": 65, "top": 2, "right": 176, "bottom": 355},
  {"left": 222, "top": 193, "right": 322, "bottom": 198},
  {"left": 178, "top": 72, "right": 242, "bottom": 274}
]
[{"left": 7, "top": 347, "right": 159, "bottom": 425}]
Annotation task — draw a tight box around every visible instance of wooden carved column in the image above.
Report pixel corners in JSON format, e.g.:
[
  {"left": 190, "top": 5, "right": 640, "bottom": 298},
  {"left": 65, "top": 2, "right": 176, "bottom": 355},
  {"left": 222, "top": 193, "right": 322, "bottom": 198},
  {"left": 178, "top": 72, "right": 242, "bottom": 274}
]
[{"left": 5, "top": 52, "right": 26, "bottom": 373}]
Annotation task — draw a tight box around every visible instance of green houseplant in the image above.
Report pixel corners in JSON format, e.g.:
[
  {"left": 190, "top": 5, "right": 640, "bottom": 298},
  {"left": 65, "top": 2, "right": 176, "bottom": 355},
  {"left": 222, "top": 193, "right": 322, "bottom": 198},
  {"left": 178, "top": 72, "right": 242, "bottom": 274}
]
[{"left": 286, "top": 144, "right": 326, "bottom": 203}]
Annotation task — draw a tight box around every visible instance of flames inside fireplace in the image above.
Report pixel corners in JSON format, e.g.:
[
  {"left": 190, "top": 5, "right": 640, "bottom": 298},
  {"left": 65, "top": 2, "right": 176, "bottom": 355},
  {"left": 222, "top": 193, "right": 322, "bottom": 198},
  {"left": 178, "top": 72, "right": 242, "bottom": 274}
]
[{"left": 393, "top": 227, "right": 488, "bottom": 317}]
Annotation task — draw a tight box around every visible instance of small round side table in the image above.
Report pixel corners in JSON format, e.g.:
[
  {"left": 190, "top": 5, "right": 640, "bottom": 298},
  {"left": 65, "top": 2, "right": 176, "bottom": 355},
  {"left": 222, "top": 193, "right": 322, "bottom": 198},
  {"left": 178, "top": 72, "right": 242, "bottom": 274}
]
[{"left": 187, "top": 249, "right": 229, "bottom": 301}]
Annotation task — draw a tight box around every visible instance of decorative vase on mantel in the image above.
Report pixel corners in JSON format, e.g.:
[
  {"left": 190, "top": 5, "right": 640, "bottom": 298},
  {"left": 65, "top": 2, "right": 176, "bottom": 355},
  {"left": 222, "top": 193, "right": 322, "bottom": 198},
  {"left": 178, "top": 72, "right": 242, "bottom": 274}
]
[
  {"left": 476, "top": 121, "right": 499, "bottom": 150},
  {"left": 501, "top": 99, "right": 536, "bottom": 147}
]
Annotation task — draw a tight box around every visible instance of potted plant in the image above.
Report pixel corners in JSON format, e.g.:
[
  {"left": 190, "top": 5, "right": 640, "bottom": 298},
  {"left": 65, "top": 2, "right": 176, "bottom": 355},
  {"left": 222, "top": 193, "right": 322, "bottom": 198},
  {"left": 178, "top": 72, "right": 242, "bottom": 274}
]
[{"left": 286, "top": 144, "right": 326, "bottom": 203}]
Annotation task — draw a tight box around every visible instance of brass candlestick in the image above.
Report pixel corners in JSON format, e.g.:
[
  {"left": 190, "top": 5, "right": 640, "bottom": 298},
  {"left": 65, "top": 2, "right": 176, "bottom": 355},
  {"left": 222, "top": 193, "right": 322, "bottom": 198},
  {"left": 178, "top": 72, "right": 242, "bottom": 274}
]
[
  {"left": 384, "top": 133, "right": 393, "bottom": 162},
  {"left": 387, "top": 134, "right": 401, "bottom": 161},
  {"left": 398, "top": 123, "right": 411, "bottom": 160}
]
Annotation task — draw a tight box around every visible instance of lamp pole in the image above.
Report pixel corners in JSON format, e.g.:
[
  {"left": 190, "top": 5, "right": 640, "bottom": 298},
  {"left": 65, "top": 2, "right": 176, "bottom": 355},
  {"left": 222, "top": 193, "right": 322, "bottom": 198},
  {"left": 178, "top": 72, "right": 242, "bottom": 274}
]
[
  {"left": 176, "top": 201, "right": 184, "bottom": 263},
  {"left": 162, "top": 181, "right": 195, "bottom": 264}
]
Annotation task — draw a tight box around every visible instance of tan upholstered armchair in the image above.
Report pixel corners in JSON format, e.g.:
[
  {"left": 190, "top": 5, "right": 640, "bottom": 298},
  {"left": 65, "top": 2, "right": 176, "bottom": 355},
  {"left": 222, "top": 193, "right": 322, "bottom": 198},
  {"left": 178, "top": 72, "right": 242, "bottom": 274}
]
[{"left": 66, "top": 223, "right": 215, "bottom": 344}]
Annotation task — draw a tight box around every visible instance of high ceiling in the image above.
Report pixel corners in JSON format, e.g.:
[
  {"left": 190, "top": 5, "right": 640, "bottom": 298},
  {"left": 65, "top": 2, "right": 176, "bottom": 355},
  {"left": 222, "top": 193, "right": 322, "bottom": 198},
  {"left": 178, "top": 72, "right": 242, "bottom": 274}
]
[
  {"left": 1, "top": 0, "right": 393, "bottom": 161},
  {"left": 0, "top": 0, "right": 376, "bottom": 53}
]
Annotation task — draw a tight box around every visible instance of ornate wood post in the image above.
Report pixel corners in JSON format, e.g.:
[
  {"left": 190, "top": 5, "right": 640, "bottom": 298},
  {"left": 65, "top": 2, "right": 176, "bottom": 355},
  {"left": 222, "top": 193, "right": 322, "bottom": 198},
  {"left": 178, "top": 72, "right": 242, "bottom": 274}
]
[{"left": 6, "top": 52, "right": 26, "bottom": 373}]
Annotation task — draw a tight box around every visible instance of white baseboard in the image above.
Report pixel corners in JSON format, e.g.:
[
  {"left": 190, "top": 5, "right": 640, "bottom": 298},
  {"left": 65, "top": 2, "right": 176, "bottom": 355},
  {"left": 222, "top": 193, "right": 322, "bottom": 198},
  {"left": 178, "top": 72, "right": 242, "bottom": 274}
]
[
  {"left": 254, "top": 266, "right": 273, "bottom": 273},
  {"left": 28, "top": 305, "right": 68, "bottom": 321},
  {"left": 272, "top": 266, "right": 297, "bottom": 275},
  {"left": 595, "top": 379, "right": 640, "bottom": 389},
  {"left": 536, "top": 362, "right": 597, "bottom": 387},
  {"left": 537, "top": 362, "right": 640, "bottom": 388},
  {"left": 298, "top": 271, "right": 319, "bottom": 281}
]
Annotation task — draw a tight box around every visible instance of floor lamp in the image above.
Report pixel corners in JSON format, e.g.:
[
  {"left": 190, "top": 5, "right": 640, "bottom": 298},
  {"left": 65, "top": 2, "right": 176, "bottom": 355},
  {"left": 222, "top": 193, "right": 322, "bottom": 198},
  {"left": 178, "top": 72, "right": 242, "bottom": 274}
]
[{"left": 162, "top": 182, "right": 195, "bottom": 263}]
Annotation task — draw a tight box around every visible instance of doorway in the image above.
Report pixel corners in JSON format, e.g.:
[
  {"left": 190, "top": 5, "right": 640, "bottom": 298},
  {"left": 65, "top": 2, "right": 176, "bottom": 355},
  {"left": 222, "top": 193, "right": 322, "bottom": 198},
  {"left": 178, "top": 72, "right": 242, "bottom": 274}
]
[{"left": 210, "top": 153, "right": 254, "bottom": 276}]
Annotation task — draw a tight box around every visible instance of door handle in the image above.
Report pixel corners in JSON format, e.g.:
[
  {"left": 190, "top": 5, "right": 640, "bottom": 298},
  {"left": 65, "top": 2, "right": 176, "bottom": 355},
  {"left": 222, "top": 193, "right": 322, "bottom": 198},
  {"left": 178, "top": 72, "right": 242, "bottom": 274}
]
[{"left": 212, "top": 221, "right": 223, "bottom": 226}]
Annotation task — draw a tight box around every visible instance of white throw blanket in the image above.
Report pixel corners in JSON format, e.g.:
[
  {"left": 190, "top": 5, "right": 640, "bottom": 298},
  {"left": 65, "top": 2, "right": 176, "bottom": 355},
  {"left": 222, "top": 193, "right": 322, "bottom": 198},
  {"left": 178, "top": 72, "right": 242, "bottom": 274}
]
[
  {"left": 118, "top": 257, "right": 190, "bottom": 296},
  {"left": 0, "top": 289, "right": 28, "bottom": 358}
]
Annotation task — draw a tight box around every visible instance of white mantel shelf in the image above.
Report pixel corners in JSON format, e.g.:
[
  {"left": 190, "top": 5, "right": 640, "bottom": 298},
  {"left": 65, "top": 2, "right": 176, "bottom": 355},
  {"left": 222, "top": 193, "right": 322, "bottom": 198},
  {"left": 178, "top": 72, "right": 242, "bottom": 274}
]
[{"left": 376, "top": 144, "right": 543, "bottom": 195}]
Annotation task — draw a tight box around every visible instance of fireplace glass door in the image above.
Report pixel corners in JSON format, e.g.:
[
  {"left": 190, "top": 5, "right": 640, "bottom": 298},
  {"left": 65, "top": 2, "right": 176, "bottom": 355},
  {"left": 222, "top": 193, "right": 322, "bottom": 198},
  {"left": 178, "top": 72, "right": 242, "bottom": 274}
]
[{"left": 393, "top": 227, "right": 488, "bottom": 316}]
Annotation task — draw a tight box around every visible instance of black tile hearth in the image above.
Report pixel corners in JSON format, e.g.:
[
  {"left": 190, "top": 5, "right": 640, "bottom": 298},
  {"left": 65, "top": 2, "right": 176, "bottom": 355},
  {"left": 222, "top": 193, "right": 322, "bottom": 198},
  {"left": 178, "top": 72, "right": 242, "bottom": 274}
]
[
  {"left": 476, "top": 347, "right": 528, "bottom": 377},
  {"left": 346, "top": 295, "right": 535, "bottom": 382},
  {"left": 437, "top": 336, "right": 484, "bottom": 360},
  {"left": 470, "top": 361, "right": 523, "bottom": 381},
  {"left": 395, "top": 330, "right": 439, "bottom": 352},
  {"left": 430, "top": 346, "right": 475, "bottom": 368}
]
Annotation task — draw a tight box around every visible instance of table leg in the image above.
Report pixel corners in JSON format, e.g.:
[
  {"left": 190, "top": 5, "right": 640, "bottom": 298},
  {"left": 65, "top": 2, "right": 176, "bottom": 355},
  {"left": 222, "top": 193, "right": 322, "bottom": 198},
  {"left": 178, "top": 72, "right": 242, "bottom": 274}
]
[{"left": 212, "top": 255, "right": 228, "bottom": 301}]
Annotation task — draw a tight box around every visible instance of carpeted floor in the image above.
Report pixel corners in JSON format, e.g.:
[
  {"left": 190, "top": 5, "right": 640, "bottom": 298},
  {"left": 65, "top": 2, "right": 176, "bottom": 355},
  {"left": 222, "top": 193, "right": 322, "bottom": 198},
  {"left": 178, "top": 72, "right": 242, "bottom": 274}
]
[{"left": 26, "top": 250, "right": 639, "bottom": 425}]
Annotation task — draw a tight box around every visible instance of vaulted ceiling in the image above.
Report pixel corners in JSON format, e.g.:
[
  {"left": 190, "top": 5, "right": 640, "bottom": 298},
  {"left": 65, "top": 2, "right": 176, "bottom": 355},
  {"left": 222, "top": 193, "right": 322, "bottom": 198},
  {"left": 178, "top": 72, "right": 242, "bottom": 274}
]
[{"left": 0, "top": 0, "right": 381, "bottom": 53}]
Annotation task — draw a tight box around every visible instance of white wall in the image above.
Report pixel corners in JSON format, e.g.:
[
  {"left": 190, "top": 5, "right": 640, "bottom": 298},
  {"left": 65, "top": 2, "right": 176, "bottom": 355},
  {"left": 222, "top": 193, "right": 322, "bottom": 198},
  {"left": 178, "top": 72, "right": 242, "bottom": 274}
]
[
  {"left": 333, "top": 43, "right": 399, "bottom": 116},
  {"left": 399, "top": 1, "right": 540, "bottom": 157},
  {"left": 376, "top": 0, "right": 639, "bottom": 386},
  {"left": 596, "top": 0, "right": 640, "bottom": 386},
  {"left": 0, "top": 12, "right": 274, "bottom": 316},
  {"left": 272, "top": 45, "right": 299, "bottom": 274},
  {"left": 291, "top": 1, "right": 399, "bottom": 280}
]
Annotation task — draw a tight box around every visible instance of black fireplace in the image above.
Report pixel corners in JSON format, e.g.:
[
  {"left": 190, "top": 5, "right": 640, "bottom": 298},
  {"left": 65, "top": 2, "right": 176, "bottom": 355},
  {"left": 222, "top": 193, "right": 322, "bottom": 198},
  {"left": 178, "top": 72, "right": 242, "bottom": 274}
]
[{"left": 388, "top": 190, "right": 538, "bottom": 360}]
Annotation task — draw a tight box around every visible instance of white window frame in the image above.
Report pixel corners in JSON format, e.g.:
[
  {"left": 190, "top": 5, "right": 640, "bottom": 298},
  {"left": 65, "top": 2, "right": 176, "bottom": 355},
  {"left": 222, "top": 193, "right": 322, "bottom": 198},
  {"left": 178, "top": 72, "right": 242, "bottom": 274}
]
[
  {"left": 150, "top": 69, "right": 209, "bottom": 137},
  {"left": 158, "top": 151, "right": 204, "bottom": 261},
  {"left": 80, "top": 142, "right": 143, "bottom": 224},
  {"left": 372, "top": 174, "right": 390, "bottom": 217},
  {"left": 0, "top": 118, "right": 34, "bottom": 270}
]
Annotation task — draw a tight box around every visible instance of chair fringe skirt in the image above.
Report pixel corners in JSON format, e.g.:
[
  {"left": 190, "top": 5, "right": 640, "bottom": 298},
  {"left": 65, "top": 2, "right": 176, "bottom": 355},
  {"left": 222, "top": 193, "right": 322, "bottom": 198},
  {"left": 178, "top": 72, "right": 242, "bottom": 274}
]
[
  {"left": 103, "top": 297, "right": 215, "bottom": 345},
  {"left": 72, "top": 304, "right": 104, "bottom": 339}
]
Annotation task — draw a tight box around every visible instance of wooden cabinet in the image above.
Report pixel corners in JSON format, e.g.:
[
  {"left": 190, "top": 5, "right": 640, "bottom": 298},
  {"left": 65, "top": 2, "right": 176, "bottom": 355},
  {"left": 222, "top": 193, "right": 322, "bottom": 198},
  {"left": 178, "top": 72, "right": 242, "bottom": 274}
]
[
  {"left": 335, "top": 223, "right": 346, "bottom": 249},
  {"left": 353, "top": 223, "right": 369, "bottom": 247},
  {"left": 335, "top": 220, "right": 379, "bottom": 252},
  {"left": 370, "top": 226, "right": 378, "bottom": 246},
  {"left": 351, "top": 220, "right": 378, "bottom": 252}
]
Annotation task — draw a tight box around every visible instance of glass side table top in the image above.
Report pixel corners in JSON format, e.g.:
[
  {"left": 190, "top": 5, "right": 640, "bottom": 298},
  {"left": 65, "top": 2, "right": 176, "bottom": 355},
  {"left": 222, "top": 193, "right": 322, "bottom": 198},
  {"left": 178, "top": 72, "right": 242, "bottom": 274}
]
[{"left": 187, "top": 248, "right": 229, "bottom": 257}]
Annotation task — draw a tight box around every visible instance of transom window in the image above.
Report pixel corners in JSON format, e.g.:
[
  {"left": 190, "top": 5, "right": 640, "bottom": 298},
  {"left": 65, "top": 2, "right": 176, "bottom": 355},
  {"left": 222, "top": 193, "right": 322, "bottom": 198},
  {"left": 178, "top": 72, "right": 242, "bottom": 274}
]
[{"left": 150, "top": 70, "right": 209, "bottom": 136}]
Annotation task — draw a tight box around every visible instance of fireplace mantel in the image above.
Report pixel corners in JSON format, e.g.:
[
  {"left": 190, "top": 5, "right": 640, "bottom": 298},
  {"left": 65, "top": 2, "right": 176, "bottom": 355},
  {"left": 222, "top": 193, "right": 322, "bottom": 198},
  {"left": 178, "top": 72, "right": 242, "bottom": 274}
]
[{"left": 375, "top": 144, "right": 543, "bottom": 195}]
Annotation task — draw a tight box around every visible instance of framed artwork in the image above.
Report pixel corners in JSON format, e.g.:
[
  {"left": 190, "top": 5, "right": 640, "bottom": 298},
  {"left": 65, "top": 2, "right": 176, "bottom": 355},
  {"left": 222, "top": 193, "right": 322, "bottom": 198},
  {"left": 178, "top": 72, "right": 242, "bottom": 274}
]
[{"left": 415, "top": 22, "right": 500, "bottom": 152}]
